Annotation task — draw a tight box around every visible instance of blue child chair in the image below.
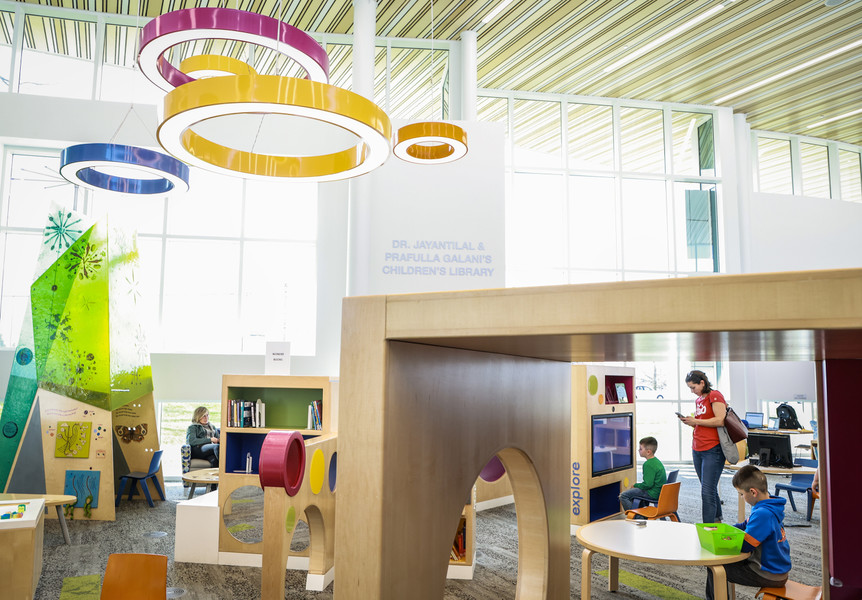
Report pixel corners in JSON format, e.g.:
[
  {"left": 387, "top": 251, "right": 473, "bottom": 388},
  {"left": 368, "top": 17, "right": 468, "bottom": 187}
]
[
  {"left": 774, "top": 458, "right": 818, "bottom": 521},
  {"left": 115, "top": 450, "right": 165, "bottom": 508}
]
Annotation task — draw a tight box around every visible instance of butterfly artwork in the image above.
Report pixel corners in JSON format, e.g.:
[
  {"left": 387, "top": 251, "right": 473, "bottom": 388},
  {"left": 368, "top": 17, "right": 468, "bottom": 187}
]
[{"left": 115, "top": 423, "right": 148, "bottom": 443}]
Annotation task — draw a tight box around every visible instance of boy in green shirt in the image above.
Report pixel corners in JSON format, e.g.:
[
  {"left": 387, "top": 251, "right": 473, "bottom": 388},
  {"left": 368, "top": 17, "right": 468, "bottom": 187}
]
[{"left": 618, "top": 436, "right": 667, "bottom": 511}]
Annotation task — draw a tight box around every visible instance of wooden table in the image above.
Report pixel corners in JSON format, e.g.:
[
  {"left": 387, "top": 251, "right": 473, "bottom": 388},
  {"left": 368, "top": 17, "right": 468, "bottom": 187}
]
[
  {"left": 725, "top": 460, "right": 816, "bottom": 522},
  {"left": 182, "top": 468, "right": 219, "bottom": 499},
  {"left": 576, "top": 520, "right": 749, "bottom": 600},
  {"left": 0, "top": 493, "right": 77, "bottom": 545}
]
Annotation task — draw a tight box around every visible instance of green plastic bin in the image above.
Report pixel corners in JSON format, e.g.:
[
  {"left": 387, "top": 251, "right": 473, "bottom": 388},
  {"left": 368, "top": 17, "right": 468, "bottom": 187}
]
[{"left": 695, "top": 523, "right": 745, "bottom": 555}]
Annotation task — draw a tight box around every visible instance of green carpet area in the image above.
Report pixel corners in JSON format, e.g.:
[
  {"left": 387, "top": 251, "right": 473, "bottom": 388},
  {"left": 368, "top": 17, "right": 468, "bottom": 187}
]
[
  {"left": 59, "top": 574, "right": 101, "bottom": 600},
  {"left": 227, "top": 522, "right": 254, "bottom": 534},
  {"left": 597, "top": 569, "right": 701, "bottom": 599}
]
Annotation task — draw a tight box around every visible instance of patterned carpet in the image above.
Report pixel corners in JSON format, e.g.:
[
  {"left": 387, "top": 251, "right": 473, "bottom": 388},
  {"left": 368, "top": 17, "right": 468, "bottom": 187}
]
[{"left": 36, "top": 464, "right": 822, "bottom": 599}]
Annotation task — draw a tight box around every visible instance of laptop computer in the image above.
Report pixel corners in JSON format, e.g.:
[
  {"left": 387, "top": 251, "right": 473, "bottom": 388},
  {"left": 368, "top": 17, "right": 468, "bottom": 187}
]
[
  {"left": 766, "top": 417, "right": 780, "bottom": 431},
  {"left": 745, "top": 411, "right": 764, "bottom": 429}
]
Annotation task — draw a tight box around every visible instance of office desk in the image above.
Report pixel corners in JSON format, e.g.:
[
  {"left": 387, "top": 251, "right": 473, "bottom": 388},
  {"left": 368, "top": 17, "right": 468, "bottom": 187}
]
[
  {"left": 749, "top": 429, "right": 813, "bottom": 435},
  {"left": 725, "top": 460, "right": 816, "bottom": 522},
  {"left": 576, "top": 520, "right": 749, "bottom": 600}
]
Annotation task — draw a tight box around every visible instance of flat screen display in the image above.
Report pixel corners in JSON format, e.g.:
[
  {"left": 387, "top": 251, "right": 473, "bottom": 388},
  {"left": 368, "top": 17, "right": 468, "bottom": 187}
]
[
  {"left": 747, "top": 432, "right": 794, "bottom": 468},
  {"left": 591, "top": 413, "right": 634, "bottom": 477}
]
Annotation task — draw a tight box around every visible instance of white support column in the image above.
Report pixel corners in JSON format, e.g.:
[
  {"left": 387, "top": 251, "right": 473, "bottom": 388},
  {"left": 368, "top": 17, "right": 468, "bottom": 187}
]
[
  {"left": 352, "top": 0, "right": 376, "bottom": 100},
  {"left": 460, "top": 30, "right": 477, "bottom": 121},
  {"left": 347, "top": 0, "right": 377, "bottom": 299}
]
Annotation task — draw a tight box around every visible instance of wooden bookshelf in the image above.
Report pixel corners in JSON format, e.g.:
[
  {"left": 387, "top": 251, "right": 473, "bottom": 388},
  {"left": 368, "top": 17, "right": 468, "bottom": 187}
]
[{"left": 447, "top": 487, "right": 476, "bottom": 579}]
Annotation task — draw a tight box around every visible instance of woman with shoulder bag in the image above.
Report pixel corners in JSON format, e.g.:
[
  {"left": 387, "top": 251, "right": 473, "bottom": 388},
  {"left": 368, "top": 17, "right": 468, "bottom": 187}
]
[{"left": 678, "top": 370, "right": 726, "bottom": 523}]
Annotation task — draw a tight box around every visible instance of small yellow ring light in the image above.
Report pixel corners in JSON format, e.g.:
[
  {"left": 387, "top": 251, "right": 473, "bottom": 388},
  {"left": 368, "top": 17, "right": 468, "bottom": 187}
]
[{"left": 394, "top": 122, "right": 468, "bottom": 164}]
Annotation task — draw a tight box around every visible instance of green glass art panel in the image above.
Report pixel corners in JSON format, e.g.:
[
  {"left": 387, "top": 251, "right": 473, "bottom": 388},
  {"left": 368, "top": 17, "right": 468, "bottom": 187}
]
[
  {"left": 107, "top": 223, "right": 153, "bottom": 407},
  {"left": 1, "top": 203, "right": 155, "bottom": 490},
  {"left": 32, "top": 224, "right": 112, "bottom": 408},
  {"left": 0, "top": 311, "right": 39, "bottom": 490}
]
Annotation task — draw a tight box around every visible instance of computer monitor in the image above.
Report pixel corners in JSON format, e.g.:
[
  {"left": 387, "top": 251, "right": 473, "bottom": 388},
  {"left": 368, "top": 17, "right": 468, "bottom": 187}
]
[
  {"left": 747, "top": 432, "right": 794, "bottom": 468},
  {"left": 591, "top": 413, "right": 633, "bottom": 477},
  {"left": 745, "top": 412, "right": 764, "bottom": 429}
]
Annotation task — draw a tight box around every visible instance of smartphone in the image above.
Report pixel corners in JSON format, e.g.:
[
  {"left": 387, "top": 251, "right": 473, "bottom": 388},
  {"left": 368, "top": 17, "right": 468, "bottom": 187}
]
[{"left": 675, "top": 411, "right": 685, "bottom": 419}]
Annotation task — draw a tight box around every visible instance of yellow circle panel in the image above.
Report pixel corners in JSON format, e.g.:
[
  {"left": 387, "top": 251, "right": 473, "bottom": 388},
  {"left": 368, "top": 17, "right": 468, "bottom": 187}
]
[{"left": 309, "top": 448, "right": 325, "bottom": 495}]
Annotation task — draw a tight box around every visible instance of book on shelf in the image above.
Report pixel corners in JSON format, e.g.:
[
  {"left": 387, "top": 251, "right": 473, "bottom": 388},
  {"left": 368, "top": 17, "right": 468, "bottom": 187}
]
[
  {"left": 307, "top": 399, "right": 323, "bottom": 430},
  {"left": 228, "top": 399, "right": 265, "bottom": 428}
]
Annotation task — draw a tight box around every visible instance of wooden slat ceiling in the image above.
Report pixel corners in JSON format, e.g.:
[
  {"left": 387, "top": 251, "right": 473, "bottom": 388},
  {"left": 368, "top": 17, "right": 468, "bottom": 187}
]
[{"left": 9, "top": 0, "right": 862, "bottom": 146}]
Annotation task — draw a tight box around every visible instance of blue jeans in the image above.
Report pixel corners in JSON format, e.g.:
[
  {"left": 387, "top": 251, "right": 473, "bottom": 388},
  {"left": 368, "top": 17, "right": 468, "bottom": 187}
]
[
  {"left": 693, "top": 444, "right": 724, "bottom": 523},
  {"left": 619, "top": 487, "right": 657, "bottom": 512}
]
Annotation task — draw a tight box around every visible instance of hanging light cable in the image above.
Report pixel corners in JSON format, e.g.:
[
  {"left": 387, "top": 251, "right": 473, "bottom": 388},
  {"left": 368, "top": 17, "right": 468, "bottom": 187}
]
[
  {"left": 393, "top": 0, "right": 467, "bottom": 164},
  {"left": 59, "top": 0, "right": 190, "bottom": 195}
]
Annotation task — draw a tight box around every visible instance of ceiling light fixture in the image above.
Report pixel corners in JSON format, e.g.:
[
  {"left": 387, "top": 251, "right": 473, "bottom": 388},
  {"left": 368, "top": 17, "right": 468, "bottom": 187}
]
[
  {"left": 137, "top": 7, "right": 329, "bottom": 92},
  {"left": 603, "top": 4, "right": 726, "bottom": 73},
  {"left": 179, "top": 54, "right": 257, "bottom": 78},
  {"left": 60, "top": 143, "right": 190, "bottom": 195},
  {"left": 394, "top": 122, "right": 468, "bottom": 163},
  {"left": 715, "top": 38, "right": 862, "bottom": 104},
  {"left": 394, "top": 0, "right": 468, "bottom": 164},
  {"left": 157, "top": 75, "right": 392, "bottom": 181},
  {"left": 806, "top": 108, "right": 862, "bottom": 129}
]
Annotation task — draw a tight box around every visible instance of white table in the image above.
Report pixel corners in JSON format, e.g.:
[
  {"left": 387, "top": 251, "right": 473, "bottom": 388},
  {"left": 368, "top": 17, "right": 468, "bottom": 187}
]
[
  {"left": 726, "top": 459, "right": 816, "bottom": 522},
  {"left": 576, "top": 519, "right": 749, "bottom": 600}
]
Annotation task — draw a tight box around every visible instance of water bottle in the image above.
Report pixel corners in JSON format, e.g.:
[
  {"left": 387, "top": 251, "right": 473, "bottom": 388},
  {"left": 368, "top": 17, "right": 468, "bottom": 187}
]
[{"left": 246, "top": 452, "right": 252, "bottom": 474}]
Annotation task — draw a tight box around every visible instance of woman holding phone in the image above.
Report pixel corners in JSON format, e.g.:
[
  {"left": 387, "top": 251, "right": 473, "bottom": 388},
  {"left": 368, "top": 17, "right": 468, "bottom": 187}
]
[{"left": 678, "top": 370, "right": 727, "bottom": 523}]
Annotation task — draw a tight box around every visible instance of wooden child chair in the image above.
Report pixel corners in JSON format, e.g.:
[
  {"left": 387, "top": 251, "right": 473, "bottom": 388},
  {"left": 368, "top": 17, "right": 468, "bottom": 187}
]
[
  {"left": 756, "top": 580, "right": 822, "bottom": 600},
  {"left": 100, "top": 553, "right": 168, "bottom": 599}
]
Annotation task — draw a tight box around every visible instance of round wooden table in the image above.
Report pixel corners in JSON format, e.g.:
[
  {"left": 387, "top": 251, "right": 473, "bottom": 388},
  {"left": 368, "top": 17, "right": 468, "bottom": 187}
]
[
  {"left": 0, "top": 493, "right": 77, "bottom": 544},
  {"left": 576, "top": 519, "right": 749, "bottom": 600},
  {"left": 182, "top": 468, "right": 219, "bottom": 499}
]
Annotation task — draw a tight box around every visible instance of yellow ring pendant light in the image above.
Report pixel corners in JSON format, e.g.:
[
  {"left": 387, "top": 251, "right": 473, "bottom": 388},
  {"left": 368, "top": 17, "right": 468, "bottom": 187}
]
[
  {"left": 158, "top": 75, "right": 392, "bottom": 182},
  {"left": 394, "top": 122, "right": 468, "bottom": 164}
]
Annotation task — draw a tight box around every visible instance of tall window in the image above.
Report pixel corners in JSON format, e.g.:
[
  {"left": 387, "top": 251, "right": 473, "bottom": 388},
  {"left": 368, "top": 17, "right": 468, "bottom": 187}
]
[
  {"left": 483, "top": 93, "right": 721, "bottom": 285},
  {"left": 0, "top": 148, "right": 319, "bottom": 356}
]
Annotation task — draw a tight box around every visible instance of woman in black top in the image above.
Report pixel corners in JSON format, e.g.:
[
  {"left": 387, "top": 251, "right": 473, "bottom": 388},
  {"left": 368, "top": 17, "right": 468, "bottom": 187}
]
[{"left": 186, "top": 406, "right": 220, "bottom": 467}]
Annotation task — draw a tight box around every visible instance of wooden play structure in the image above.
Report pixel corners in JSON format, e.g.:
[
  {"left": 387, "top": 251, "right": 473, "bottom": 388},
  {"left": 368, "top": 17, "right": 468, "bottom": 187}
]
[
  {"left": 259, "top": 430, "right": 337, "bottom": 597},
  {"left": 217, "top": 375, "right": 337, "bottom": 563},
  {"left": 336, "top": 269, "right": 862, "bottom": 600}
]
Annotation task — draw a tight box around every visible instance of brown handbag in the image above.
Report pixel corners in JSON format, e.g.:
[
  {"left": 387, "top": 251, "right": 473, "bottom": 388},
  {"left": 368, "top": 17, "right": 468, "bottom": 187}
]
[{"left": 724, "top": 406, "right": 748, "bottom": 443}]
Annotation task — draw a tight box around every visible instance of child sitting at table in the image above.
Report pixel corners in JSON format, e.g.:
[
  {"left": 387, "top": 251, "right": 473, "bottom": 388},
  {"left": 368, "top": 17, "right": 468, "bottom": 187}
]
[
  {"left": 706, "top": 464, "right": 791, "bottom": 600},
  {"left": 618, "top": 436, "right": 667, "bottom": 511}
]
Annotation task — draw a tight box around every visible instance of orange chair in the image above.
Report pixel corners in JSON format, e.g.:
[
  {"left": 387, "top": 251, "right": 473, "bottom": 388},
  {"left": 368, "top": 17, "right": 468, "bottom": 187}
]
[
  {"left": 625, "top": 481, "right": 680, "bottom": 521},
  {"left": 100, "top": 553, "right": 168, "bottom": 600},
  {"left": 756, "top": 580, "right": 822, "bottom": 600}
]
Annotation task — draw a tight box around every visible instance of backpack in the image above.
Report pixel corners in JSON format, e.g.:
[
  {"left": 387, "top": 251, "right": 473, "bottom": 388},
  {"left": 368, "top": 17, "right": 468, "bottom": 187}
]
[{"left": 776, "top": 403, "right": 802, "bottom": 430}]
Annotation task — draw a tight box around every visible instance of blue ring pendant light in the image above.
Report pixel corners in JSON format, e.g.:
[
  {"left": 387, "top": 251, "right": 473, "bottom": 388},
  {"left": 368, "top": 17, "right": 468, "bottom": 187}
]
[{"left": 60, "top": 143, "right": 190, "bottom": 195}]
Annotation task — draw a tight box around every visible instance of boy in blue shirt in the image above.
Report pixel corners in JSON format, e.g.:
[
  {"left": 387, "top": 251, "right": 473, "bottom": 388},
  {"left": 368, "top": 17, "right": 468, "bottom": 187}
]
[
  {"left": 706, "top": 464, "right": 791, "bottom": 599},
  {"left": 619, "top": 436, "right": 666, "bottom": 511}
]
